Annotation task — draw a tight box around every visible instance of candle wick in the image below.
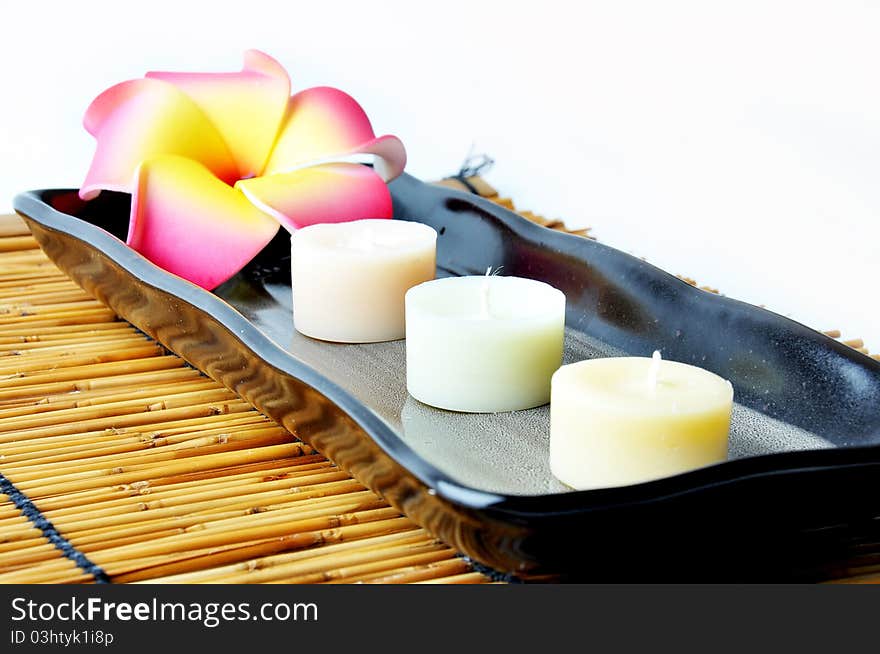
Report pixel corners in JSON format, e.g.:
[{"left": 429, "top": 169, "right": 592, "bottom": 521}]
[
  {"left": 479, "top": 266, "right": 503, "bottom": 318},
  {"left": 648, "top": 350, "right": 662, "bottom": 391},
  {"left": 480, "top": 267, "right": 492, "bottom": 319}
]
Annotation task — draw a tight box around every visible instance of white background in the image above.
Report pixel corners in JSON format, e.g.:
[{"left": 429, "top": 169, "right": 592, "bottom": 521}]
[{"left": 1, "top": 1, "right": 877, "bottom": 348}]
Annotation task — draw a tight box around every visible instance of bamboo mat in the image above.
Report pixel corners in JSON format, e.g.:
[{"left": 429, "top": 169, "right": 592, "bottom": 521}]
[
  {"left": 1, "top": 177, "right": 877, "bottom": 585},
  {"left": 0, "top": 215, "right": 492, "bottom": 584}
]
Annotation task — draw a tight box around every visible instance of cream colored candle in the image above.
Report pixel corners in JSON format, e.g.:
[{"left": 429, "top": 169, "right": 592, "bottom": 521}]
[
  {"left": 291, "top": 219, "right": 437, "bottom": 343},
  {"left": 550, "top": 352, "right": 733, "bottom": 490},
  {"left": 405, "top": 274, "right": 566, "bottom": 413}
]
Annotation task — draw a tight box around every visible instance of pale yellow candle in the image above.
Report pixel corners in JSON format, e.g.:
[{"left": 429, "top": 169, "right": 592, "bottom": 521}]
[
  {"left": 291, "top": 219, "right": 437, "bottom": 343},
  {"left": 550, "top": 351, "right": 733, "bottom": 489}
]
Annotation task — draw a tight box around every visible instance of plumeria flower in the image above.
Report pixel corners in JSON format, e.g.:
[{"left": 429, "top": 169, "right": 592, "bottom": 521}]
[{"left": 80, "top": 50, "right": 406, "bottom": 289}]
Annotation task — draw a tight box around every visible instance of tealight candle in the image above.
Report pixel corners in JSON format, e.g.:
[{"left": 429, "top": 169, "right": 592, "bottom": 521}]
[
  {"left": 550, "top": 352, "right": 733, "bottom": 490},
  {"left": 291, "top": 219, "right": 437, "bottom": 343},
  {"left": 405, "top": 274, "right": 566, "bottom": 412}
]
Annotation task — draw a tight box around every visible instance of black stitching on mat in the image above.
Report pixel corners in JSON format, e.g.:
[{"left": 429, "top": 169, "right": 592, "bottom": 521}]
[
  {"left": 0, "top": 472, "right": 111, "bottom": 583},
  {"left": 461, "top": 556, "right": 522, "bottom": 583}
]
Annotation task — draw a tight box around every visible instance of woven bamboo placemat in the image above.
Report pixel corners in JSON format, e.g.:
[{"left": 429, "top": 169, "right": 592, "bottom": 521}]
[
  {"left": 0, "top": 214, "right": 494, "bottom": 584},
  {"left": 1, "top": 177, "right": 876, "bottom": 584}
]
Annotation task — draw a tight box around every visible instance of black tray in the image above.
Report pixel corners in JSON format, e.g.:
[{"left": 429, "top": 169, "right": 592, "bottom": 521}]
[{"left": 14, "top": 174, "right": 880, "bottom": 581}]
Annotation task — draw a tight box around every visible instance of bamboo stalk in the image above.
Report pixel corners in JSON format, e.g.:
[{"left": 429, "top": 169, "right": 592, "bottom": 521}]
[
  {"left": 0, "top": 506, "right": 21, "bottom": 521},
  {"left": 40, "top": 456, "right": 332, "bottom": 513},
  {"left": 0, "top": 236, "right": 40, "bottom": 252},
  {"left": 0, "top": 513, "right": 40, "bottom": 533},
  {"left": 0, "top": 215, "right": 32, "bottom": 237},
  {"left": 0, "top": 365, "right": 198, "bottom": 403},
  {"left": 0, "top": 375, "right": 218, "bottom": 419},
  {"left": 0, "top": 249, "right": 46, "bottom": 261},
  {"left": 0, "top": 260, "right": 56, "bottom": 272},
  {"left": 0, "top": 355, "right": 183, "bottom": 391},
  {"left": 0, "top": 343, "right": 162, "bottom": 377},
  {"left": 0, "top": 497, "right": 390, "bottom": 570},
  {"left": 0, "top": 524, "right": 45, "bottom": 547},
  {"left": 262, "top": 545, "right": 455, "bottom": 584},
  {"left": 0, "top": 299, "right": 106, "bottom": 317},
  {"left": 0, "top": 533, "right": 49, "bottom": 554},
  {"left": 82, "top": 505, "right": 401, "bottom": 566},
  {"left": 352, "top": 558, "right": 474, "bottom": 584},
  {"left": 120, "top": 454, "right": 329, "bottom": 490},
  {"left": 0, "top": 554, "right": 99, "bottom": 581},
  {"left": 18, "top": 442, "right": 311, "bottom": 497},
  {"left": 16, "top": 458, "right": 333, "bottom": 522},
  {"left": 0, "top": 259, "right": 61, "bottom": 270},
  {"left": 53, "top": 478, "right": 366, "bottom": 537},
  {"left": 0, "top": 333, "right": 148, "bottom": 357},
  {"left": 0, "top": 422, "right": 288, "bottom": 472},
  {"left": 0, "top": 408, "right": 267, "bottom": 463},
  {"left": 135, "top": 412, "right": 271, "bottom": 437},
  {"left": 0, "top": 408, "right": 272, "bottom": 454},
  {"left": 0, "top": 279, "right": 83, "bottom": 297},
  {"left": 129, "top": 522, "right": 424, "bottom": 583},
  {"left": 0, "top": 508, "right": 409, "bottom": 578},
  {"left": 0, "top": 306, "right": 116, "bottom": 326},
  {"left": 0, "top": 321, "right": 129, "bottom": 339},
  {"left": 0, "top": 311, "right": 120, "bottom": 330},
  {"left": 0, "top": 331, "right": 145, "bottom": 354},
  {"left": 0, "top": 271, "right": 70, "bottom": 286},
  {"left": 37, "top": 470, "right": 353, "bottom": 526},
  {"left": 413, "top": 571, "right": 491, "bottom": 584},
  {"left": 0, "top": 531, "right": 59, "bottom": 553},
  {"left": 9, "top": 425, "right": 287, "bottom": 489},
  {"left": 0, "top": 386, "right": 237, "bottom": 436},
  {"left": 0, "top": 269, "right": 67, "bottom": 282},
  {"left": 5, "top": 428, "right": 293, "bottom": 484},
  {"left": 0, "top": 398, "right": 253, "bottom": 446},
  {"left": 0, "top": 265, "right": 66, "bottom": 277},
  {"left": 102, "top": 516, "right": 420, "bottom": 580},
  {"left": 78, "top": 483, "right": 378, "bottom": 535},
  {"left": 54, "top": 490, "right": 379, "bottom": 560},
  {"left": 0, "top": 257, "right": 51, "bottom": 270},
  {"left": 0, "top": 452, "right": 318, "bottom": 532},
  {"left": 0, "top": 256, "right": 46, "bottom": 268},
  {"left": 0, "top": 566, "right": 92, "bottom": 585},
  {"left": 0, "top": 289, "right": 94, "bottom": 307},
  {"left": 0, "top": 264, "right": 51, "bottom": 274},
  {"left": 0, "top": 471, "right": 343, "bottom": 539},
  {"left": 0, "top": 378, "right": 218, "bottom": 420}
]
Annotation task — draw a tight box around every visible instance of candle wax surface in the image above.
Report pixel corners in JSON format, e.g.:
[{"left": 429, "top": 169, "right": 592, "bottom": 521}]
[
  {"left": 405, "top": 275, "right": 566, "bottom": 413},
  {"left": 550, "top": 356, "right": 734, "bottom": 490},
  {"left": 291, "top": 219, "right": 436, "bottom": 343}
]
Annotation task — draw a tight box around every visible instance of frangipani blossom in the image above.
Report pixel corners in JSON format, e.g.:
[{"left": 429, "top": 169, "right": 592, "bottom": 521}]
[{"left": 80, "top": 50, "right": 406, "bottom": 289}]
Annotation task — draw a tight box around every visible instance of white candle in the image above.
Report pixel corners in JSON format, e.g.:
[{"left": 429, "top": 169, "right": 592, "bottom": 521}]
[
  {"left": 550, "top": 352, "right": 733, "bottom": 490},
  {"left": 405, "top": 274, "right": 566, "bottom": 412},
  {"left": 291, "top": 219, "right": 437, "bottom": 343}
]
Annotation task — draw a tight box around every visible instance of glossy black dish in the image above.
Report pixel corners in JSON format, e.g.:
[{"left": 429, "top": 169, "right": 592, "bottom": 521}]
[{"left": 14, "top": 174, "right": 880, "bottom": 580}]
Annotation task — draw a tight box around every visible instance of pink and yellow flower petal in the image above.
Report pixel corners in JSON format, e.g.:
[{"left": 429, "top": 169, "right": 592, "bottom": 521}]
[
  {"left": 128, "top": 155, "right": 279, "bottom": 290},
  {"left": 261, "top": 87, "right": 406, "bottom": 182},
  {"left": 236, "top": 163, "right": 393, "bottom": 232},
  {"left": 147, "top": 50, "right": 291, "bottom": 180},
  {"left": 80, "top": 78, "right": 237, "bottom": 201}
]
